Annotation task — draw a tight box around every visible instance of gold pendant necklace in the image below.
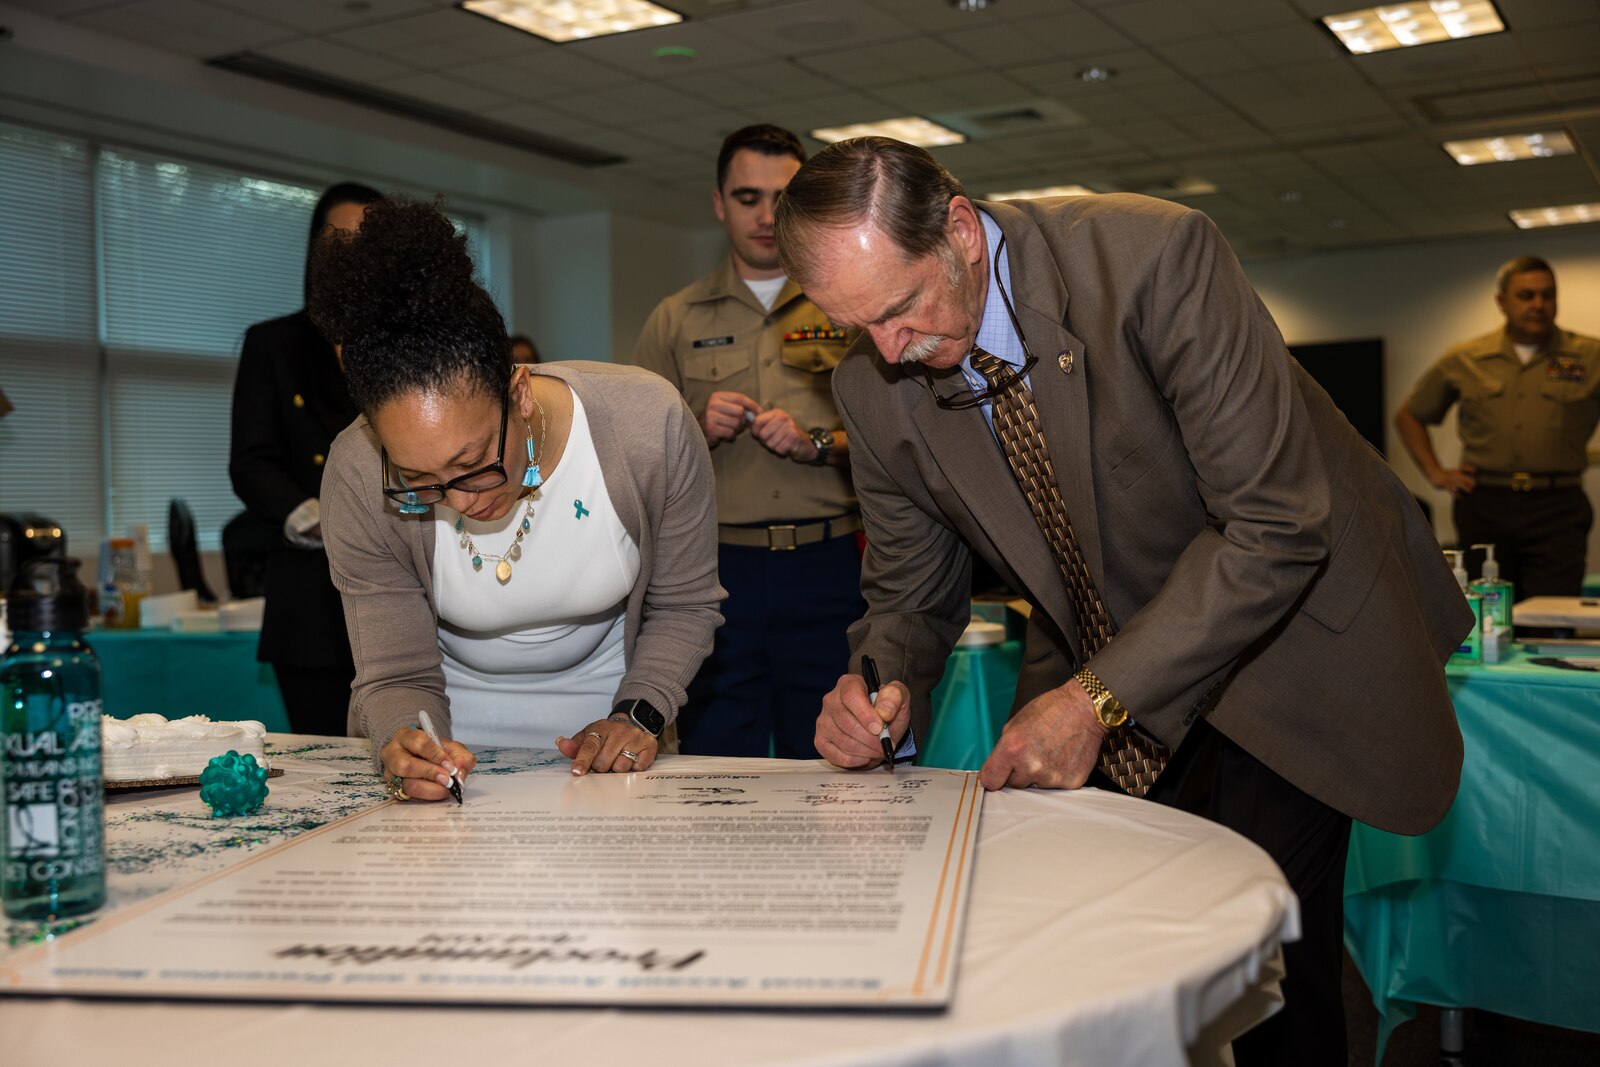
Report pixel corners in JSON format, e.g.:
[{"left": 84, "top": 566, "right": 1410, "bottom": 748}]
[
  {"left": 455, "top": 391, "right": 548, "bottom": 585},
  {"left": 457, "top": 496, "right": 535, "bottom": 585}
]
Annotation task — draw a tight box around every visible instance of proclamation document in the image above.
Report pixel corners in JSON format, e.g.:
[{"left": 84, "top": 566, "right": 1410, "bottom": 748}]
[{"left": 0, "top": 759, "right": 983, "bottom": 1008}]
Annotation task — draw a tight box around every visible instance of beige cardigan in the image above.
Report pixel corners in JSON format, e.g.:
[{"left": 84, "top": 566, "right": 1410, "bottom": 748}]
[{"left": 321, "top": 361, "right": 725, "bottom": 761}]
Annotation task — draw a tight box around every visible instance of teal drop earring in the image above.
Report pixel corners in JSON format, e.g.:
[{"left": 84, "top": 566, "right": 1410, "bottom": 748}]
[
  {"left": 395, "top": 473, "right": 430, "bottom": 515},
  {"left": 523, "top": 395, "right": 548, "bottom": 489}
]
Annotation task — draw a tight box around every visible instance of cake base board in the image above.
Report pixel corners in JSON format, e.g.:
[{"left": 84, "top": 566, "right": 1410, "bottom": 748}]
[{"left": 106, "top": 767, "right": 284, "bottom": 791}]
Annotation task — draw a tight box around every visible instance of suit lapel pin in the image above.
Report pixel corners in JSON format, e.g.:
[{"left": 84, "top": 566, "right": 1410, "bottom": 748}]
[{"left": 1058, "top": 350, "right": 1075, "bottom": 374}]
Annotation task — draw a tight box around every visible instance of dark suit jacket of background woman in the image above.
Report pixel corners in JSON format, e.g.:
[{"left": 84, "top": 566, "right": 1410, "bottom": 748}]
[{"left": 228, "top": 309, "right": 357, "bottom": 671}]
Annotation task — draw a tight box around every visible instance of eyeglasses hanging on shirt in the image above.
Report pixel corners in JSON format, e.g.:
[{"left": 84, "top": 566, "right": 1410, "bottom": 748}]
[{"left": 917, "top": 235, "right": 1039, "bottom": 411}]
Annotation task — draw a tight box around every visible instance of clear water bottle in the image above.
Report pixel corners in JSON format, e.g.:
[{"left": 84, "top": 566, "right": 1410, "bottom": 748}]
[{"left": 1, "top": 557, "right": 106, "bottom": 921}]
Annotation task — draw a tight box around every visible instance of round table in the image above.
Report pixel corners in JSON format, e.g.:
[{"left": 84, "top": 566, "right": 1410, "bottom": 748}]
[{"left": 2, "top": 739, "right": 1294, "bottom": 1067}]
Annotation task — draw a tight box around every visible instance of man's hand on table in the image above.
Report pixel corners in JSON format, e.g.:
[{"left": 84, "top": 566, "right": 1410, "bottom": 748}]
[
  {"left": 381, "top": 729, "right": 476, "bottom": 802},
  {"left": 557, "top": 716, "right": 658, "bottom": 775},
  {"left": 817, "top": 672, "right": 909, "bottom": 770},
  {"left": 978, "top": 680, "right": 1107, "bottom": 792}
]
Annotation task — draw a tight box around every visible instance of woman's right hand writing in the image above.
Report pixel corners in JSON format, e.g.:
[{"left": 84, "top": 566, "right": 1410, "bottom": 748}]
[{"left": 380, "top": 727, "right": 477, "bottom": 802}]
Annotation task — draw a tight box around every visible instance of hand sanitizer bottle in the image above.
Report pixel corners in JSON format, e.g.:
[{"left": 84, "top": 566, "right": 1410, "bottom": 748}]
[
  {"left": 1, "top": 558, "right": 106, "bottom": 922},
  {"left": 1446, "top": 550, "right": 1483, "bottom": 665},
  {"left": 1469, "top": 543, "right": 1515, "bottom": 634}
]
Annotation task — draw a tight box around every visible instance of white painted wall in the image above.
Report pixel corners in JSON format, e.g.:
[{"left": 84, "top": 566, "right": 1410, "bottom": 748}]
[{"left": 1244, "top": 227, "right": 1600, "bottom": 566}]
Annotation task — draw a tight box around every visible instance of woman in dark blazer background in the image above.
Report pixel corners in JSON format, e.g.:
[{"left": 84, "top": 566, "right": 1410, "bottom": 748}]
[{"left": 228, "top": 182, "right": 382, "bottom": 734}]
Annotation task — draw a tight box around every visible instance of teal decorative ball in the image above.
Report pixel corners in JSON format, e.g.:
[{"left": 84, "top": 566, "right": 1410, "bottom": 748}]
[{"left": 199, "top": 750, "right": 270, "bottom": 817}]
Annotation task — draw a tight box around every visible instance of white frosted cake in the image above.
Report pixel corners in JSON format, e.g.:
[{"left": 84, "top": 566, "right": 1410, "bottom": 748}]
[{"left": 101, "top": 714, "right": 269, "bottom": 782}]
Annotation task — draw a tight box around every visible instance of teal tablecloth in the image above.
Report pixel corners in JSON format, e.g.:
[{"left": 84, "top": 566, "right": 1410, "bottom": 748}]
[
  {"left": 919, "top": 640, "right": 1022, "bottom": 771},
  {"left": 85, "top": 628, "right": 289, "bottom": 733},
  {"left": 1344, "top": 648, "right": 1600, "bottom": 1058}
]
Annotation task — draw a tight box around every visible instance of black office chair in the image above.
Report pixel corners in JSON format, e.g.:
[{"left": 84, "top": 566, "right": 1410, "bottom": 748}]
[{"left": 168, "top": 498, "right": 218, "bottom": 604}]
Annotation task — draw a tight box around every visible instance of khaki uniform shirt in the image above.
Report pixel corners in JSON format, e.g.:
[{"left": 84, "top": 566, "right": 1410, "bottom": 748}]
[
  {"left": 1404, "top": 327, "right": 1600, "bottom": 472},
  {"left": 632, "top": 257, "right": 856, "bottom": 525}
]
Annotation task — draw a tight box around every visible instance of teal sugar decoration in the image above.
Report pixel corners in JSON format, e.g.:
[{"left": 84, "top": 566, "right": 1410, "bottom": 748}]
[{"left": 199, "top": 751, "right": 270, "bottom": 818}]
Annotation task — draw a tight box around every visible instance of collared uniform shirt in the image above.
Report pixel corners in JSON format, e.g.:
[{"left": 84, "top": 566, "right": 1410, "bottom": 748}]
[
  {"left": 1404, "top": 327, "right": 1600, "bottom": 472},
  {"left": 632, "top": 256, "right": 856, "bottom": 525}
]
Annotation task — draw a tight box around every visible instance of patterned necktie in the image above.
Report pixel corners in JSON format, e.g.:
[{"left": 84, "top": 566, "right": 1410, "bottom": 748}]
[{"left": 968, "top": 347, "right": 1170, "bottom": 797}]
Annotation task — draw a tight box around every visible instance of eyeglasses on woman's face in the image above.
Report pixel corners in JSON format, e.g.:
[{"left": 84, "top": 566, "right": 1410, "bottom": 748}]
[{"left": 381, "top": 390, "right": 510, "bottom": 511}]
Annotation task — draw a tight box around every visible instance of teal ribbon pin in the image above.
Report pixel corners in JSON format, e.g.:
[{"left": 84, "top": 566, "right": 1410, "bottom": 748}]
[{"left": 574, "top": 499, "right": 589, "bottom": 519}]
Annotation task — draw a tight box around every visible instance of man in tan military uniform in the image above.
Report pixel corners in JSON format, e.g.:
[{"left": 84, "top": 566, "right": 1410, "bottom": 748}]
[
  {"left": 1397, "top": 255, "right": 1600, "bottom": 597},
  {"left": 632, "top": 124, "right": 862, "bottom": 757}
]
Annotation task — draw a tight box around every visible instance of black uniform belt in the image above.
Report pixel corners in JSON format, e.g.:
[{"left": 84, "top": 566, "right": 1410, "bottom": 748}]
[
  {"left": 718, "top": 514, "right": 862, "bottom": 550},
  {"left": 1474, "top": 470, "right": 1584, "bottom": 491}
]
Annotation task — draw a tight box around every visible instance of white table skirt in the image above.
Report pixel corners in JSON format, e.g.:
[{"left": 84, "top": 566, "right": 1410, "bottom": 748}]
[{"left": 2, "top": 736, "right": 1295, "bottom": 1067}]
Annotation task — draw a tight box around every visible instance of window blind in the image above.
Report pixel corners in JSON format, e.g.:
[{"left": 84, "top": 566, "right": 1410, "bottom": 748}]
[
  {"left": 96, "top": 150, "right": 320, "bottom": 551},
  {"left": 0, "top": 124, "right": 103, "bottom": 551},
  {"left": 2, "top": 119, "right": 493, "bottom": 559}
]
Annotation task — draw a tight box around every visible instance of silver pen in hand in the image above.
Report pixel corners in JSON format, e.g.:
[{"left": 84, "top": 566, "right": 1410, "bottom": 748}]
[
  {"left": 860, "top": 655, "right": 895, "bottom": 773},
  {"left": 417, "top": 710, "right": 464, "bottom": 804}
]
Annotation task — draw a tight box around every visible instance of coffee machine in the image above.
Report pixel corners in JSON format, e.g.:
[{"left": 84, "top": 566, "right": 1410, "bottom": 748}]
[{"left": 0, "top": 513, "right": 68, "bottom": 596}]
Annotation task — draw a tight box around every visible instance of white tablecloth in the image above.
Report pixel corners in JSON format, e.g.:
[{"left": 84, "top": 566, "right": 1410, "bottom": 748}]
[{"left": 2, "top": 737, "right": 1295, "bottom": 1067}]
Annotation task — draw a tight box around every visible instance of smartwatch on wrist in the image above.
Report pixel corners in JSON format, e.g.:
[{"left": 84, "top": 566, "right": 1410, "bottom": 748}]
[
  {"left": 613, "top": 698, "right": 666, "bottom": 738},
  {"left": 806, "top": 427, "right": 835, "bottom": 466}
]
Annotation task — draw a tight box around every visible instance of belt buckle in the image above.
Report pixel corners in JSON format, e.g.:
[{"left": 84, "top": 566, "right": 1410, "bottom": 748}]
[
  {"left": 767, "top": 524, "right": 799, "bottom": 551},
  {"left": 1511, "top": 471, "right": 1534, "bottom": 492}
]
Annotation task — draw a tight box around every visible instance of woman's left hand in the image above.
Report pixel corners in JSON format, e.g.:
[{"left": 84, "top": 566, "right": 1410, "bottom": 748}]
[{"left": 556, "top": 716, "right": 658, "bottom": 775}]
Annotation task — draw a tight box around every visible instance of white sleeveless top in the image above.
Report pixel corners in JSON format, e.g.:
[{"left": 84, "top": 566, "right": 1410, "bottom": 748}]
[{"left": 433, "top": 392, "right": 641, "bottom": 746}]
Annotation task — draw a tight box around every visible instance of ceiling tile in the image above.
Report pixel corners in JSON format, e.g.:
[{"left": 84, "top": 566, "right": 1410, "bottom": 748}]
[
  {"left": 209, "top": 0, "right": 436, "bottom": 35},
  {"left": 331, "top": 8, "right": 533, "bottom": 62},
  {"left": 976, "top": 10, "right": 1137, "bottom": 59},
  {"left": 1154, "top": 37, "right": 1263, "bottom": 77},
  {"left": 373, "top": 72, "right": 513, "bottom": 112},
  {"left": 480, "top": 101, "right": 598, "bottom": 139},
  {"left": 258, "top": 38, "right": 414, "bottom": 83},
  {"left": 1097, "top": 0, "right": 1227, "bottom": 45},
  {"left": 10, "top": 0, "right": 130, "bottom": 14},
  {"left": 796, "top": 37, "right": 982, "bottom": 91},
  {"left": 1231, "top": 23, "right": 1347, "bottom": 68},
  {"left": 712, "top": 0, "right": 913, "bottom": 54},
  {"left": 70, "top": 0, "right": 294, "bottom": 55},
  {"left": 565, "top": 22, "right": 769, "bottom": 75}
]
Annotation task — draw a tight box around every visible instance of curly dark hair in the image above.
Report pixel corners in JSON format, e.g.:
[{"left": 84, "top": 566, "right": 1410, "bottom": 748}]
[{"left": 307, "top": 197, "right": 509, "bottom": 415}]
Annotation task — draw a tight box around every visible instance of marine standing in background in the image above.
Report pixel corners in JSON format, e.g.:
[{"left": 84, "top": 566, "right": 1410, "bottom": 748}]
[
  {"left": 1397, "top": 256, "right": 1600, "bottom": 597},
  {"left": 228, "top": 182, "right": 382, "bottom": 734},
  {"left": 632, "top": 124, "right": 863, "bottom": 758}
]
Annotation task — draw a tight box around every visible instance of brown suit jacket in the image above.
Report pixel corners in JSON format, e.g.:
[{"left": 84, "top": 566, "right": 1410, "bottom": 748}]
[{"left": 833, "top": 194, "right": 1470, "bottom": 835}]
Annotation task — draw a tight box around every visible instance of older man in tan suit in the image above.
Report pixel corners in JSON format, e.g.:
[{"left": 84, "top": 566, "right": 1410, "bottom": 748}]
[{"left": 776, "top": 138, "right": 1470, "bottom": 1067}]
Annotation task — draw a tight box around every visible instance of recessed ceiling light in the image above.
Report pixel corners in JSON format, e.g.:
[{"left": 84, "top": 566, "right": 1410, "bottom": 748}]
[
  {"left": 810, "top": 117, "right": 966, "bottom": 148},
  {"left": 949, "top": 0, "right": 995, "bottom": 10},
  {"left": 1444, "top": 130, "right": 1575, "bottom": 165},
  {"left": 1077, "top": 66, "right": 1116, "bottom": 83},
  {"left": 1509, "top": 202, "right": 1600, "bottom": 229},
  {"left": 460, "top": 0, "right": 683, "bottom": 44},
  {"left": 1322, "top": 1, "right": 1504, "bottom": 54},
  {"left": 988, "top": 184, "right": 1097, "bottom": 200}
]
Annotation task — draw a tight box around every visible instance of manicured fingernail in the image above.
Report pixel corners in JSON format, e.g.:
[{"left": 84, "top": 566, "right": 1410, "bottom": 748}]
[
  {"left": 436, "top": 774, "right": 452, "bottom": 787},
  {"left": 571, "top": 764, "right": 585, "bottom": 777},
  {"left": 442, "top": 762, "right": 458, "bottom": 776}
]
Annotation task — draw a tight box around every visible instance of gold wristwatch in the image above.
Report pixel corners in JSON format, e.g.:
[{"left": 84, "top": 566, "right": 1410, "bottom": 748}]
[{"left": 1074, "top": 668, "right": 1129, "bottom": 729}]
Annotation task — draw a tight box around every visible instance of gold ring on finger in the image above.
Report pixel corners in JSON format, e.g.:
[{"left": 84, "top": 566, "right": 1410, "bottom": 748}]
[
  {"left": 388, "top": 775, "right": 411, "bottom": 802},
  {"left": 621, "top": 749, "right": 640, "bottom": 763}
]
